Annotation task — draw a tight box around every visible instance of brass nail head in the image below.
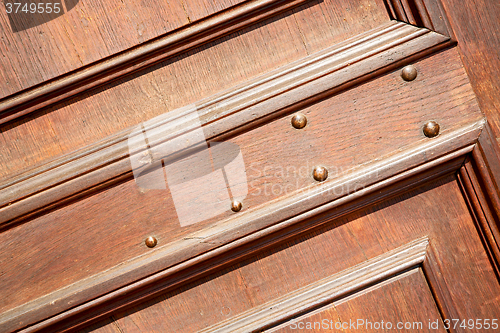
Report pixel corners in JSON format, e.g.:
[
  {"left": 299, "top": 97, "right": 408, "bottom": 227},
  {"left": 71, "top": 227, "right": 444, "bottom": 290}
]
[
  {"left": 145, "top": 236, "right": 157, "bottom": 248},
  {"left": 423, "top": 121, "right": 440, "bottom": 138},
  {"left": 313, "top": 166, "right": 328, "bottom": 182},
  {"left": 291, "top": 113, "right": 307, "bottom": 129},
  {"left": 401, "top": 65, "right": 418, "bottom": 81},
  {"left": 231, "top": 200, "right": 242, "bottom": 212}
]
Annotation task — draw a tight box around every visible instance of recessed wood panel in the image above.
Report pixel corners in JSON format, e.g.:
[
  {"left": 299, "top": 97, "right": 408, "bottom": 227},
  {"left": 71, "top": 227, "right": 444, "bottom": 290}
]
[{"left": 0, "top": 0, "right": 240, "bottom": 98}]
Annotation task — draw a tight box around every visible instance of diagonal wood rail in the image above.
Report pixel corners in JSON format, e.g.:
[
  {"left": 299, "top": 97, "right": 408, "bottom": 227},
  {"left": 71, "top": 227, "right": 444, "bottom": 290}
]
[{"left": 0, "top": 21, "right": 451, "bottom": 229}]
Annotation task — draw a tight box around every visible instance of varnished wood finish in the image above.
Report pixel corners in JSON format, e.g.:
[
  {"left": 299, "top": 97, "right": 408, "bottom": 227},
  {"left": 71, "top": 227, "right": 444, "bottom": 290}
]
[
  {"left": 0, "top": 0, "right": 309, "bottom": 124},
  {"left": 0, "top": 0, "right": 389, "bottom": 181},
  {"left": 1, "top": 0, "right": 500, "bottom": 332},
  {"left": 0, "top": 0, "right": 311, "bottom": 100},
  {"left": 85, "top": 174, "right": 500, "bottom": 332},
  {"left": 439, "top": 0, "right": 500, "bottom": 141},
  {"left": 199, "top": 238, "right": 430, "bottom": 332},
  {"left": 0, "top": 47, "right": 485, "bottom": 333},
  {"left": 270, "top": 269, "right": 446, "bottom": 333},
  {"left": 384, "top": 0, "right": 454, "bottom": 38},
  {"left": 0, "top": 44, "right": 490, "bottom": 331},
  {"left": 457, "top": 123, "right": 500, "bottom": 277},
  {"left": 0, "top": 21, "right": 451, "bottom": 228}
]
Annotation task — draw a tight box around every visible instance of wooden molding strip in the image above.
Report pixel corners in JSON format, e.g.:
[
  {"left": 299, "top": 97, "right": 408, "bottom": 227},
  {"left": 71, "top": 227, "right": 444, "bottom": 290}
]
[
  {"left": 0, "top": 0, "right": 309, "bottom": 125},
  {"left": 200, "top": 238, "right": 429, "bottom": 332},
  {"left": 420, "top": 243, "right": 462, "bottom": 328},
  {"left": 0, "top": 21, "right": 451, "bottom": 228},
  {"left": 457, "top": 122, "right": 500, "bottom": 275},
  {"left": 458, "top": 163, "right": 500, "bottom": 276},
  {"left": 26, "top": 157, "right": 468, "bottom": 333},
  {"left": 384, "top": 0, "right": 454, "bottom": 39},
  {"left": 0, "top": 119, "right": 483, "bottom": 333}
]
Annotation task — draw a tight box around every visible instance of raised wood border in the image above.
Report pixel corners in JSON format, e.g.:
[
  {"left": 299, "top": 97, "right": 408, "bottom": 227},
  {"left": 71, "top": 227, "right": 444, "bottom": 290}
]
[
  {"left": 0, "top": 21, "right": 451, "bottom": 230},
  {"left": 0, "top": 120, "right": 482, "bottom": 332},
  {"left": 208, "top": 237, "right": 464, "bottom": 333},
  {"left": 457, "top": 123, "right": 500, "bottom": 277},
  {"left": 384, "top": 0, "right": 455, "bottom": 39},
  {"left": 199, "top": 238, "right": 429, "bottom": 332},
  {"left": 0, "top": 0, "right": 309, "bottom": 125},
  {"left": 0, "top": 0, "right": 456, "bottom": 126}
]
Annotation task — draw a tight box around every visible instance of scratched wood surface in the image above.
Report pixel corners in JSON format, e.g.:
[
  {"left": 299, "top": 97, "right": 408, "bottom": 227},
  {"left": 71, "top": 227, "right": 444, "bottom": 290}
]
[
  {"left": 0, "top": 47, "right": 483, "bottom": 316},
  {"left": 81, "top": 174, "right": 500, "bottom": 332},
  {"left": 0, "top": 0, "right": 388, "bottom": 183}
]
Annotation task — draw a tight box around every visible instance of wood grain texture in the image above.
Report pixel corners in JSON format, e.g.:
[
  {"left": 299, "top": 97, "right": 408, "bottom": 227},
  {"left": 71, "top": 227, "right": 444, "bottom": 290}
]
[
  {"left": 270, "top": 269, "right": 446, "bottom": 333},
  {"left": 0, "top": 0, "right": 310, "bottom": 124},
  {"left": 200, "top": 238, "right": 429, "bottom": 332},
  {"left": 421, "top": 241, "right": 462, "bottom": 329},
  {"left": 9, "top": 154, "right": 468, "bottom": 333},
  {"left": 458, "top": 163, "right": 500, "bottom": 274},
  {"left": 0, "top": 48, "right": 484, "bottom": 333},
  {"left": 0, "top": 0, "right": 389, "bottom": 182},
  {"left": 438, "top": 0, "right": 500, "bottom": 143},
  {"left": 0, "top": 0, "right": 249, "bottom": 99},
  {"left": 87, "top": 174, "right": 500, "bottom": 333},
  {"left": 0, "top": 22, "right": 452, "bottom": 228},
  {"left": 457, "top": 123, "right": 500, "bottom": 278},
  {"left": 1, "top": 1, "right": 499, "bottom": 332},
  {"left": 384, "top": 0, "right": 453, "bottom": 37}
]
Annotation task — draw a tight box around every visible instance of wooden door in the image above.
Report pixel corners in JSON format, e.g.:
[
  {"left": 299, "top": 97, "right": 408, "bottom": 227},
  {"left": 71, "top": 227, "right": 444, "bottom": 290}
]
[{"left": 1, "top": 0, "right": 500, "bottom": 332}]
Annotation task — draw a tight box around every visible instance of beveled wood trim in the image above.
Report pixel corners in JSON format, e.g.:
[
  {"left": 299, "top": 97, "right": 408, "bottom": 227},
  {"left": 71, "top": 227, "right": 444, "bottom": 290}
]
[
  {"left": 199, "top": 238, "right": 429, "bottom": 333},
  {"left": 421, "top": 243, "right": 462, "bottom": 331},
  {"left": 458, "top": 164, "right": 500, "bottom": 276},
  {"left": 0, "top": 0, "right": 309, "bottom": 125},
  {"left": 384, "top": 0, "right": 455, "bottom": 39},
  {"left": 0, "top": 21, "right": 451, "bottom": 229},
  {"left": 0, "top": 119, "right": 482, "bottom": 333},
  {"left": 35, "top": 157, "right": 469, "bottom": 332},
  {"left": 457, "top": 122, "right": 500, "bottom": 276}
]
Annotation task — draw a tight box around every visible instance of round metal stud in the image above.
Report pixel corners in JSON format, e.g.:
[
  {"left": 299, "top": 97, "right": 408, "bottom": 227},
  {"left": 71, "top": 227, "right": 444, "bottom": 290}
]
[
  {"left": 291, "top": 113, "right": 307, "bottom": 129},
  {"left": 313, "top": 166, "right": 328, "bottom": 182},
  {"left": 145, "top": 236, "right": 157, "bottom": 248},
  {"left": 401, "top": 65, "right": 418, "bottom": 81},
  {"left": 231, "top": 200, "right": 242, "bottom": 212},
  {"left": 423, "top": 121, "right": 440, "bottom": 138}
]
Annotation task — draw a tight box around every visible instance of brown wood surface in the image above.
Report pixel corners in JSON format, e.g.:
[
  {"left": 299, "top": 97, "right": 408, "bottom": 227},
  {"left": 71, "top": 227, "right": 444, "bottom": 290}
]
[
  {"left": 0, "top": 0, "right": 311, "bottom": 124},
  {"left": 271, "top": 269, "right": 446, "bottom": 333},
  {"left": 0, "top": 0, "right": 388, "bottom": 182},
  {"left": 83, "top": 174, "right": 500, "bottom": 332},
  {"left": 0, "top": 0, "right": 244, "bottom": 98},
  {"left": 382, "top": 0, "right": 500, "bottom": 144},
  {"left": 0, "top": 147, "right": 473, "bottom": 332},
  {"left": 0, "top": 21, "right": 452, "bottom": 228},
  {"left": 0, "top": 48, "right": 482, "bottom": 322},
  {"left": 2, "top": 1, "right": 500, "bottom": 332},
  {"left": 458, "top": 125, "right": 500, "bottom": 278},
  {"left": 385, "top": 0, "right": 453, "bottom": 37},
  {"left": 198, "top": 238, "right": 431, "bottom": 332},
  {"left": 439, "top": 0, "right": 500, "bottom": 143}
]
